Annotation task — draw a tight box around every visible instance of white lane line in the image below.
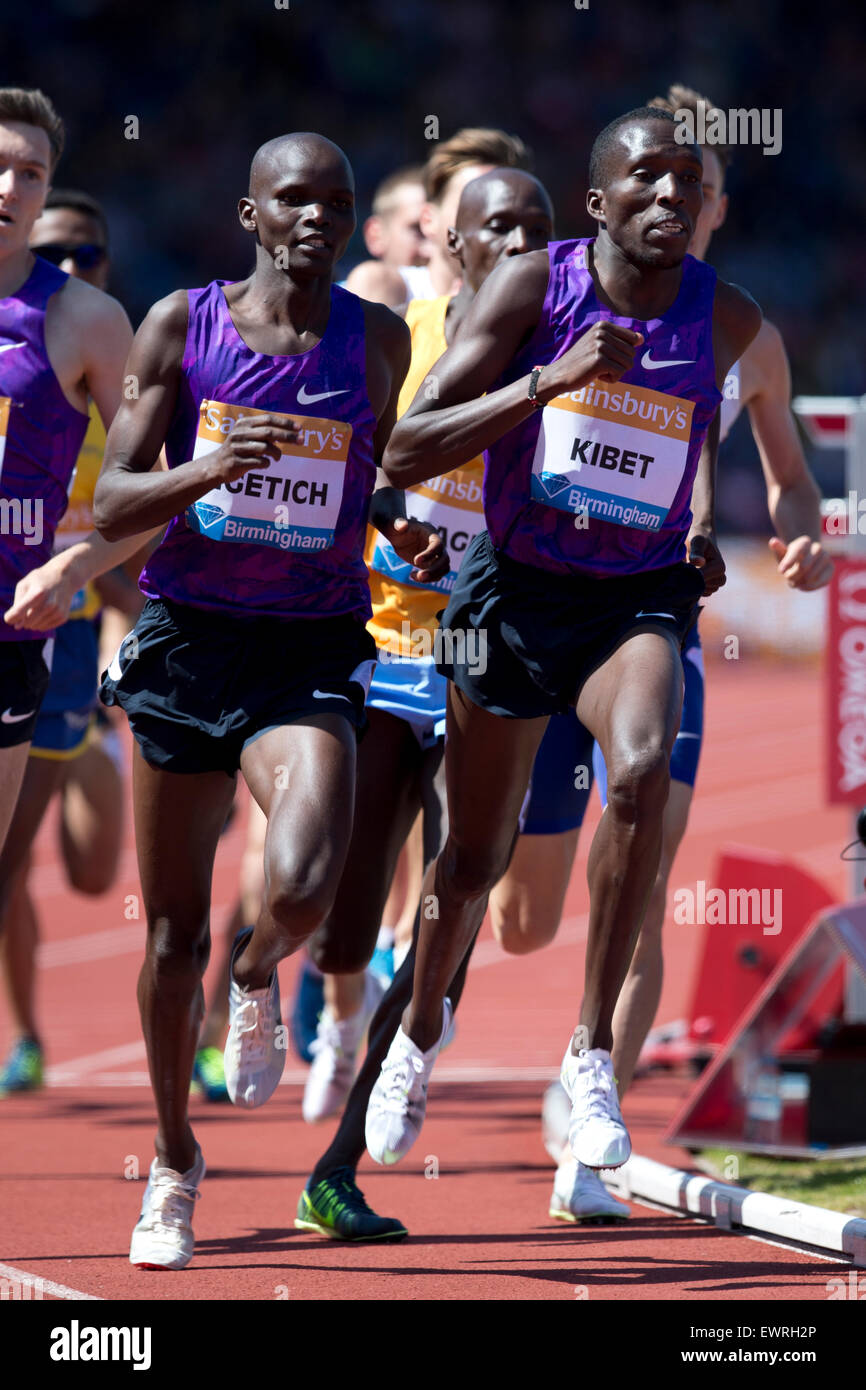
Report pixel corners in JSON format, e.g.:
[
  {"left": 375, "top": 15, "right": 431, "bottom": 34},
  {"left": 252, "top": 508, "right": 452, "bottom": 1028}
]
[
  {"left": 45, "top": 1041, "right": 147, "bottom": 1082},
  {"left": 0, "top": 1261, "right": 101, "bottom": 1301},
  {"left": 45, "top": 1063, "right": 561, "bottom": 1088}
]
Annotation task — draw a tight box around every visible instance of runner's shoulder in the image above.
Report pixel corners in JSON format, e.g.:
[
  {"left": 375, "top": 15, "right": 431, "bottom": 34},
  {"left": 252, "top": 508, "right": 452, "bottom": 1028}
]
[
  {"left": 713, "top": 277, "right": 762, "bottom": 342},
  {"left": 358, "top": 295, "right": 411, "bottom": 364},
  {"left": 53, "top": 274, "right": 130, "bottom": 337},
  {"left": 344, "top": 259, "right": 408, "bottom": 310},
  {"left": 466, "top": 248, "right": 550, "bottom": 325}
]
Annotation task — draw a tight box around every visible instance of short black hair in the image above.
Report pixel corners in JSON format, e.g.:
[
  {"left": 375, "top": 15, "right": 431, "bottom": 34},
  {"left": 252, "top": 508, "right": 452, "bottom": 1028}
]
[
  {"left": 589, "top": 106, "right": 678, "bottom": 188},
  {"left": 43, "top": 187, "right": 109, "bottom": 241}
]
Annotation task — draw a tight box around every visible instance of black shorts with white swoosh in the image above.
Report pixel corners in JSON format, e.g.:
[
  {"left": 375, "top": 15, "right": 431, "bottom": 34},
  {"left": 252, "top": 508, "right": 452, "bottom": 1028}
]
[
  {"left": 0, "top": 638, "right": 52, "bottom": 748},
  {"left": 99, "top": 597, "right": 376, "bottom": 775}
]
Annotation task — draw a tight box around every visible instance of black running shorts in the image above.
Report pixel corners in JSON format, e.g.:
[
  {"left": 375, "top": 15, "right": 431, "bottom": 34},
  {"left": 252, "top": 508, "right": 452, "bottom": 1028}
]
[
  {"left": 100, "top": 597, "right": 377, "bottom": 775},
  {"left": 436, "top": 531, "right": 704, "bottom": 719},
  {"left": 0, "top": 638, "right": 52, "bottom": 748}
]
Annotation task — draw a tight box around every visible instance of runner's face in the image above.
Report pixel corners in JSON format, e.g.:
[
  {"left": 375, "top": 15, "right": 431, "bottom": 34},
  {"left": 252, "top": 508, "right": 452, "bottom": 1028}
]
[
  {"left": 30, "top": 207, "right": 109, "bottom": 289},
  {"left": 454, "top": 177, "right": 553, "bottom": 292},
  {"left": 245, "top": 148, "right": 356, "bottom": 277},
  {"left": 421, "top": 163, "right": 494, "bottom": 255},
  {"left": 379, "top": 184, "right": 429, "bottom": 267},
  {"left": 688, "top": 147, "right": 728, "bottom": 261},
  {"left": 592, "top": 121, "right": 703, "bottom": 268},
  {"left": 0, "top": 123, "right": 52, "bottom": 257}
]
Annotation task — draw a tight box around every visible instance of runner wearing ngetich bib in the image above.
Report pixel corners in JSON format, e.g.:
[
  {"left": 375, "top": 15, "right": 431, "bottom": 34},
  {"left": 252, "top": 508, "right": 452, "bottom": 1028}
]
[
  {"left": 94, "top": 132, "right": 446, "bottom": 1271},
  {"left": 365, "top": 106, "right": 762, "bottom": 1183},
  {"left": 294, "top": 168, "right": 555, "bottom": 1242}
]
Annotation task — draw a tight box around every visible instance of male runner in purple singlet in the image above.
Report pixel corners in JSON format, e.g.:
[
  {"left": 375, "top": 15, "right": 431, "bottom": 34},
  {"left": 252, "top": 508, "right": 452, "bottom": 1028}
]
[
  {"left": 0, "top": 88, "right": 131, "bottom": 854},
  {"left": 365, "top": 107, "right": 761, "bottom": 1177},
  {"left": 94, "top": 132, "right": 445, "bottom": 1270}
]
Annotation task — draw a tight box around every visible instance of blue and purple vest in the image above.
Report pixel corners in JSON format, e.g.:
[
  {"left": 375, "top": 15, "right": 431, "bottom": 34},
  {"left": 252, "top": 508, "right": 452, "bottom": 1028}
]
[
  {"left": 140, "top": 281, "right": 377, "bottom": 621},
  {"left": 483, "top": 238, "right": 721, "bottom": 577},
  {"left": 0, "top": 257, "right": 89, "bottom": 640}
]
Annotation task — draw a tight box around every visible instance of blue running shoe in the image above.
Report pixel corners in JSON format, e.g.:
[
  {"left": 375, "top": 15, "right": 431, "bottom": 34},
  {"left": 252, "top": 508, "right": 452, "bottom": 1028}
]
[
  {"left": 0, "top": 1037, "right": 43, "bottom": 1094},
  {"left": 290, "top": 959, "right": 324, "bottom": 1065},
  {"left": 369, "top": 944, "right": 395, "bottom": 988}
]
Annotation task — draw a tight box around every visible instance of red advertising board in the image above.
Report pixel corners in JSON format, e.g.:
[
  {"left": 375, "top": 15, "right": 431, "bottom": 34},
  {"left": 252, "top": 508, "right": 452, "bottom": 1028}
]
[{"left": 826, "top": 556, "right": 866, "bottom": 804}]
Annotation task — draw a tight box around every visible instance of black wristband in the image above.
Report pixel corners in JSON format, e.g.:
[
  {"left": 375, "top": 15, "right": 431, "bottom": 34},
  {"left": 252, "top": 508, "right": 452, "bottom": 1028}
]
[{"left": 527, "top": 365, "right": 546, "bottom": 409}]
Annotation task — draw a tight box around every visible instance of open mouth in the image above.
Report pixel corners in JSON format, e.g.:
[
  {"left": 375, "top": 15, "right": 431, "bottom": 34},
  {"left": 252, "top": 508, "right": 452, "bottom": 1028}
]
[
  {"left": 298, "top": 236, "right": 331, "bottom": 251},
  {"left": 650, "top": 219, "right": 689, "bottom": 237}
]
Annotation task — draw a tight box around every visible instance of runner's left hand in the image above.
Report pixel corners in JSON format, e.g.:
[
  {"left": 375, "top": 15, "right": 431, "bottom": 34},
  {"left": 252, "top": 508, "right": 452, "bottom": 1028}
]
[
  {"left": 687, "top": 529, "right": 726, "bottom": 595},
  {"left": 383, "top": 516, "right": 449, "bottom": 584},
  {"left": 768, "top": 535, "right": 834, "bottom": 591}
]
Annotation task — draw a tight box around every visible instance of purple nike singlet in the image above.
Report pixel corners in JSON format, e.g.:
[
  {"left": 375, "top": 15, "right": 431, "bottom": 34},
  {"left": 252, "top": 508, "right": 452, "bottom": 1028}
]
[
  {"left": 140, "top": 281, "right": 377, "bottom": 621},
  {"left": 483, "top": 238, "right": 721, "bottom": 577},
  {"left": 0, "top": 257, "right": 90, "bottom": 641}
]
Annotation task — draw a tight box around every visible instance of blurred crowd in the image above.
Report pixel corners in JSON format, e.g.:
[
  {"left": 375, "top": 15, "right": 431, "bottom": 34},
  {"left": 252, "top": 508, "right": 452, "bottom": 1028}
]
[{"left": 8, "top": 0, "right": 864, "bottom": 529}]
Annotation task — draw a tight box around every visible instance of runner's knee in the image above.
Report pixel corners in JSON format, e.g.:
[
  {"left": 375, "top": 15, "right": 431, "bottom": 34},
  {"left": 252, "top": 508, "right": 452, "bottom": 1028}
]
[
  {"left": 606, "top": 743, "right": 670, "bottom": 824},
  {"left": 266, "top": 860, "right": 336, "bottom": 940},
  {"left": 440, "top": 837, "right": 511, "bottom": 902},
  {"left": 147, "top": 916, "right": 210, "bottom": 983},
  {"left": 492, "top": 900, "right": 558, "bottom": 955}
]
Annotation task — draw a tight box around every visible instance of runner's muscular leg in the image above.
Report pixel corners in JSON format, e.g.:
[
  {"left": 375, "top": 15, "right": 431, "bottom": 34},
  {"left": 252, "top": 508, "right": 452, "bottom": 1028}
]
[
  {"left": 233, "top": 715, "right": 358, "bottom": 991},
  {"left": 0, "top": 744, "right": 33, "bottom": 862},
  {"left": 0, "top": 755, "right": 64, "bottom": 921},
  {"left": 403, "top": 686, "right": 548, "bottom": 1050},
  {"left": 490, "top": 827, "right": 581, "bottom": 955},
  {"left": 575, "top": 628, "right": 683, "bottom": 1055},
  {"left": 133, "top": 748, "right": 236, "bottom": 1173}
]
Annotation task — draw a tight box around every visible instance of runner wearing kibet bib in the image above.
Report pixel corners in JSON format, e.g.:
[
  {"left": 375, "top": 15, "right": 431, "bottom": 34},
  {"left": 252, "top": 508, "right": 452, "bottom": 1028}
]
[
  {"left": 366, "top": 107, "right": 761, "bottom": 1174},
  {"left": 94, "top": 132, "right": 445, "bottom": 1270}
]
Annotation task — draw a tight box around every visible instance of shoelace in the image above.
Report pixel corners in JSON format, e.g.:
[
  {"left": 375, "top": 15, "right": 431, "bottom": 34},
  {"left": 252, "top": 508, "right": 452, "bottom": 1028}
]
[
  {"left": 232, "top": 994, "right": 271, "bottom": 1064},
  {"left": 314, "top": 1168, "right": 373, "bottom": 1220},
  {"left": 378, "top": 1050, "right": 426, "bottom": 1113},
  {"left": 574, "top": 1059, "right": 620, "bottom": 1125},
  {"left": 146, "top": 1174, "right": 200, "bottom": 1233},
  {"left": 308, "top": 1014, "right": 354, "bottom": 1063}
]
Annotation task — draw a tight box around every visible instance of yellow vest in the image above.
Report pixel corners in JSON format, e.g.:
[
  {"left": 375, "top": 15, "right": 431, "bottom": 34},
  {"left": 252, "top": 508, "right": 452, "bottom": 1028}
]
[
  {"left": 366, "top": 296, "right": 485, "bottom": 655},
  {"left": 54, "top": 401, "right": 105, "bottom": 620}
]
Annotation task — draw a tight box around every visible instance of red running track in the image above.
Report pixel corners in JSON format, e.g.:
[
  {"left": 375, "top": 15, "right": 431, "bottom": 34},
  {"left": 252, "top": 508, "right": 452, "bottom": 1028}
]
[{"left": 0, "top": 658, "right": 855, "bottom": 1300}]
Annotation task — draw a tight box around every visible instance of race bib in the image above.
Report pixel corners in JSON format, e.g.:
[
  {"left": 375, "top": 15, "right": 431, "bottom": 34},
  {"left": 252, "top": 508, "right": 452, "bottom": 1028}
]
[
  {"left": 0, "top": 398, "right": 9, "bottom": 480},
  {"left": 530, "top": 379, "right": 694, "bottom": 532},
  {"left": 370, "top": 466, "right": 485, "bottom": 594},
  {"left": 186, "top": 399, "right": 350, "bottom": 553}
]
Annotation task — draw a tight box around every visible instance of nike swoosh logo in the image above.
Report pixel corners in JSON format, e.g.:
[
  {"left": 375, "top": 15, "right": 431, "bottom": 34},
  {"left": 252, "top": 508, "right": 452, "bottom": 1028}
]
[
  {"left": 641, "top": 351, "right": 695, "bottom": 370},
  {"left": 296, "top": 384, "right": 350, "bottom": 406},
  {"left": 1, "top": 707, "right": 35, "bottom": 723},
  {"left": 312, "top": 689, "right": 351, "bottom": 703},
  {"left": 0, "top": 342, "right": 24, "bottom": 354}
]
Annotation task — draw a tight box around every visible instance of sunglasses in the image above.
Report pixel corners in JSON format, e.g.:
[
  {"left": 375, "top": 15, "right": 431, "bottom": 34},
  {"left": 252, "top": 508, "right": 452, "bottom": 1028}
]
[{"left": 33, "top": 242, "right": 107, "bottom": 270}]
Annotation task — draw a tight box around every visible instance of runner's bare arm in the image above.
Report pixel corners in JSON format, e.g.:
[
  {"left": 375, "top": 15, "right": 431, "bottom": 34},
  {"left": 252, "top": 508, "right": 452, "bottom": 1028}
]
[
  {"left": 711, "top": 278, "right": 762, "bottom": 386},
  {"left": 687, "top": 409, "right": 725, "bottom": 595},
  {"left": 744, "top": 322, "right": 833, "bottom": 590},
  {"left": 363, "top": 300, "right": 447, "bottom": 581},
  {"left": 94, "top": 293, "right": 300, "bottom": 541},
  {"left": 62, "top": 280, "right": 133, "bottom": 431},
  {"left": 384, "top": 251, "right": 642, "bottom": 487}
]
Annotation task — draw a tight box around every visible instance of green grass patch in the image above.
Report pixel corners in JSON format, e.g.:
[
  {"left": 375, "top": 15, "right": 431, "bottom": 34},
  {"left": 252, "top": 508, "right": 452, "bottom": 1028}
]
[{"left": 699, "top": 1148, "right": 866, "bottom": 1216}]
